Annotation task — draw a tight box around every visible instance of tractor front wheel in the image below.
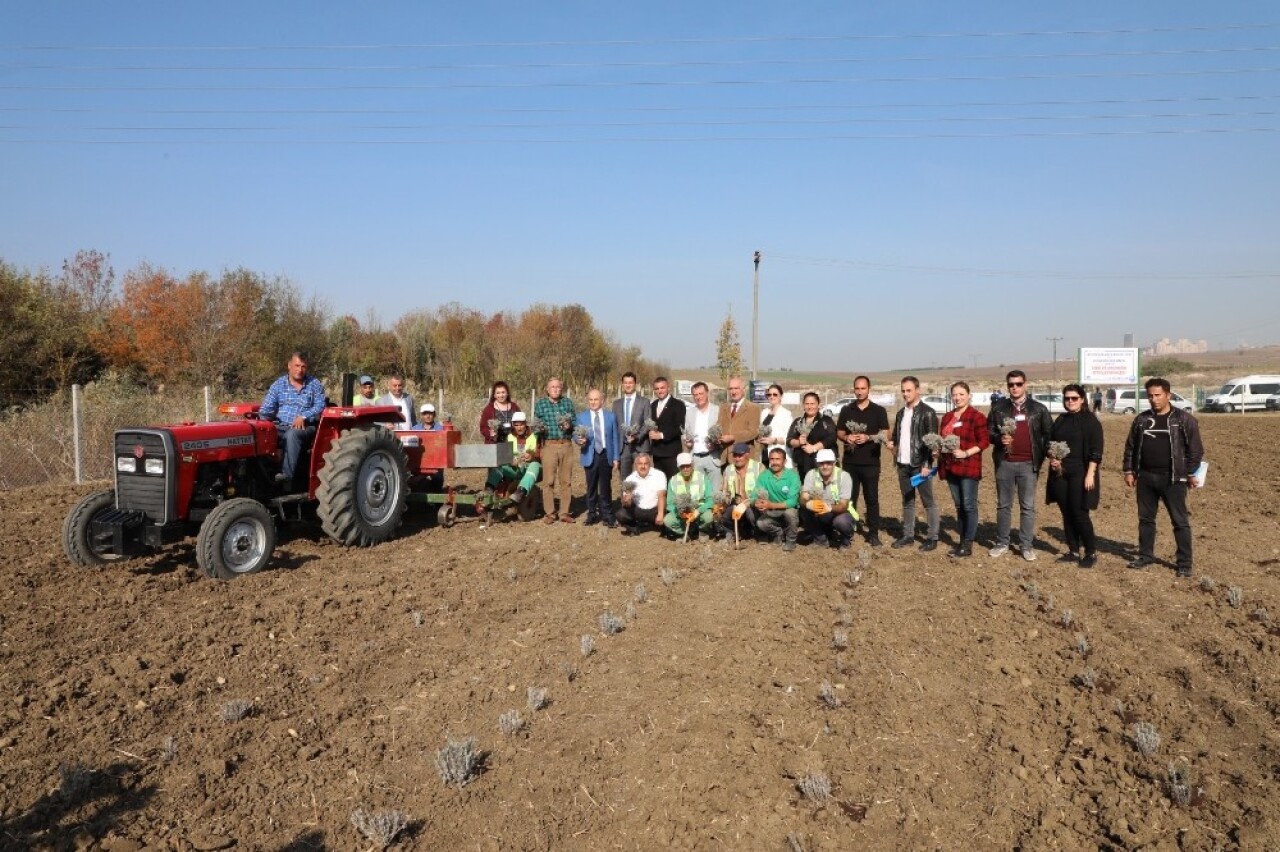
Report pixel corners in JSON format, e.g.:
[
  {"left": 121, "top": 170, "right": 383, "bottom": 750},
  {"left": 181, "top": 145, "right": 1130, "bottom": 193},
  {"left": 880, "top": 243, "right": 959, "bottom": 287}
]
[
  {"left": 197, "top": 498, "right": 276, "bottom": 580},
  {"left": 317, "top": 427, "right": 409, "bottom": 546},
  {"left": 63, "top": 489, "right": 125, "bottom": 567}
]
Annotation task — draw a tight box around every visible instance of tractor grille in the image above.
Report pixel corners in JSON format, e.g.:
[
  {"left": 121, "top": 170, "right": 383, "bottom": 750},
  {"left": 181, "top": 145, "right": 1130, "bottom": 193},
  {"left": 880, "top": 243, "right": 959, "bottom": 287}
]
[{"left": 114, "top": 429, "right": 175, "bottom": 524}]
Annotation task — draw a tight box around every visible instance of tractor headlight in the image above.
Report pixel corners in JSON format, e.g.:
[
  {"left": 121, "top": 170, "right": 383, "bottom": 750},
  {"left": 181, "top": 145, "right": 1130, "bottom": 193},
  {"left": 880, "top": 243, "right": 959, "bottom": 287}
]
[
  {"left": 117, "top": 457, "right": 137, "bottom": 473},
  {"left": 145, "top": 458, "right": 165, "bottom": 475}
]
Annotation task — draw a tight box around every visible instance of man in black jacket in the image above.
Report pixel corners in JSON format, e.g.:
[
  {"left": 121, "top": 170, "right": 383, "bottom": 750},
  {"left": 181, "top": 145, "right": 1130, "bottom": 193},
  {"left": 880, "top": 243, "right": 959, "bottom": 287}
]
[
  {"left": 1122, "top": 377, "right": 1204, "bottom": 577},
  {"left": 987, "top": 369, "right": 1054, "bottom": 560},
  {"left": 647, "top": 376, "right": 686, "bottom": 480},
  {"left": 887, "top": 376, "right": 941, "bottom": 551}
]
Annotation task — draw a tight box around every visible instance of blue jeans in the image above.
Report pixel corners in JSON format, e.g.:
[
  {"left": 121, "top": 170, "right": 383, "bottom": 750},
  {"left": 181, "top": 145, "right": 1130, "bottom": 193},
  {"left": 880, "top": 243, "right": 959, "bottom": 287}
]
[
  {"left": 947, "top": 476, "right": 980, "bottom": 543},
  {"left": 277, "top": 423, "right": 316, "bottom": 480},
  {"left": 995, "top": 460, "right": 1038, "bottom": 549}
]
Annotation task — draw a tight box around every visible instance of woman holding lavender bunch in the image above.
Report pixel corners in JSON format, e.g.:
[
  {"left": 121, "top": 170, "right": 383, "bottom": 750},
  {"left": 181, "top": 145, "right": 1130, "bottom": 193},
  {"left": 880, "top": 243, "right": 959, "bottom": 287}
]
[
  {"left": 787, "top": 392, "right": 836, "bottom": 482},
  {"left": 479, "top": 381, "right": 522, "bottom": 444},
  {"left": 938, "top": 382, "right": 990, "bottom": 558},
  {"left": 1046, "top": 383, "right": 1104, "bottom": 568},
  {"left": 756, "top": 384, "right": 794, "bottom": 467}
]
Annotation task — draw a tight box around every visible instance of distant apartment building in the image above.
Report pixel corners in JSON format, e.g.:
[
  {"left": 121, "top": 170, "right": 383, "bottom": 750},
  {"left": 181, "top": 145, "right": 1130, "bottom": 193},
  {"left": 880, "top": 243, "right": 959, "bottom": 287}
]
[{"left": 1145, "top": 337, "right": 1209, "bottom": 356}]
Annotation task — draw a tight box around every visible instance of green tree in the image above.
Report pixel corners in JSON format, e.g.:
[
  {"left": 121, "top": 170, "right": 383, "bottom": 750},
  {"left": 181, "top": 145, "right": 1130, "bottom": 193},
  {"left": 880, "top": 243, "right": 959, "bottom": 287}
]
[{"left": 715, "top": 308, "right": 745, "bottom": 386}]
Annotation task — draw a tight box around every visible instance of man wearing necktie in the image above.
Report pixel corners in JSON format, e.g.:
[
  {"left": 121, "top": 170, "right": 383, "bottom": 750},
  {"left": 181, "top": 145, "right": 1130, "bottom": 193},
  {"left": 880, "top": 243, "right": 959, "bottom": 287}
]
[
  {"left": 612, "top": 371, "right": 651, "bottom": 481},
  {"left": 717, "top": 376, "right": 762, "bottom": 466},
  {"left": 576, "top": 388, "right": 622, "bottom": 527}
]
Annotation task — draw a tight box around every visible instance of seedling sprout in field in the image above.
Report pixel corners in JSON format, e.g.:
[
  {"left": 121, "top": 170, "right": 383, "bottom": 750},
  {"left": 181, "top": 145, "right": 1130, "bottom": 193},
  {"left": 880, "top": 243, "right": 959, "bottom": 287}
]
[
  {"left": 832, "top": 630, "right": 849, "bottom": 650},
  {"left": 350, "top": 808, "right": 409, "bottom": 849},
  {"left": 1226, "top": 586, "right": 1244, "bottom": 608},
  {"left": 580, "top": 634, "right": 595, "bottom": 656},
  {"left": 599, "top": 611, "right": 625, "bottom": 635},
  {"left": 1130, "top": 721, "right": 1161, "bottom": 757},
  {"left": 220, "top": 699, "right": 253, "bottom": 723},
  {"left": 797, "top": 771, "right": 832, "bottom": 804},
  {"left": 526, "top": 687, "right": 548, "bottom": 712},
  {"left": 498, "top": 710, "right": 526, "bottom": 736},
  {"left": 818, "top": 682, "right": 841, "bottom": 709},
  {"left": 435, "top": 736, "right": 480, "bottom": 789}
]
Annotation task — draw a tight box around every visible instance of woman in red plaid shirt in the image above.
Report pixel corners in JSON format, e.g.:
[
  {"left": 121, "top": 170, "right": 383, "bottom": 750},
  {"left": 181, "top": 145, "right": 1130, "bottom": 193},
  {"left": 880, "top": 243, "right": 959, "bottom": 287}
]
[{"left": 939, "top": 382, "right": 990, "bottom": 558}]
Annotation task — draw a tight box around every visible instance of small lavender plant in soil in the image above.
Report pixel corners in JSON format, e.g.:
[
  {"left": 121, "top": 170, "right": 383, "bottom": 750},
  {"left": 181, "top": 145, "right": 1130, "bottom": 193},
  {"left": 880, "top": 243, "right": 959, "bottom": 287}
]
[
  {"left": 1073, "top": 668, "right": 1099, "bottom": 690},
  {"left": 580, "top": 634, "right": 596, "bottom": 656},
  {"left": 832, "top": 630, "right": 849, "bottom": 650},
  {"left": 633, "top": 582, "right": 648, "bottom": 603},
  {"left": 498, "top": 710, "right": 526, "bottom": 736},
  {"left": 1226, "top": 586, "right": 1244, "bottom": 608},
  {"left": 599, "top": 611, "right": 625, "bottom": 635},
  {"left": 818, "top": 682, "right": 841, "bottom": 709},
  {"left": 435, "top": 736, "right": 480, "bottom": 789},
  {"left": 1130, "top": 721, "right": 1161, "bottom": 757},
  {"left": 350, "top": 808, "right": 409, "bottom": 849},
  {"left": 220, "top": 699, "right": 253, "bottom": 723},
  {"left": 797, "top": 771, "right": 832, "bottom": 804},
  {"left": 526, "top": 686, "right": 549, "bottom": 712}
]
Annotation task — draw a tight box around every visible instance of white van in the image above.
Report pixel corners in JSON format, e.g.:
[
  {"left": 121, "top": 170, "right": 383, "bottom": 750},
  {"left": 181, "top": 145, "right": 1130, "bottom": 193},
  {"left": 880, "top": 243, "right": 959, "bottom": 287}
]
[
  {"left": 1203, "top": 375, "right": 1280, "bottom": 413},
  {"left": 1105, "top": 387, "right": 1194, "bottom": 414}
]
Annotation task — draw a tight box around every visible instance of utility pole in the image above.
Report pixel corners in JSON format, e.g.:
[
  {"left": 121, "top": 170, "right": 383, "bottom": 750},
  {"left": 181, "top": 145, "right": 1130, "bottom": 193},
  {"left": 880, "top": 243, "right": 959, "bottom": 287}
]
[
  {"left": 969, "top": 353, "right": 980, "bottom": 371},
  {"left": 1047, "top": 336, "right": 1063, "bottom": 384},
  {"left": 752, "top": 251, "right": 761, "bottom": 381}
]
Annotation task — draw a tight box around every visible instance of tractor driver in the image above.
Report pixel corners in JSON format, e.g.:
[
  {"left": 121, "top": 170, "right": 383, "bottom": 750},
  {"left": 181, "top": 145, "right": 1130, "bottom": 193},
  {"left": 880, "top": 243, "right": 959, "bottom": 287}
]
[{"left": 259, "top": 350, "right": 327, "bottom": 485}]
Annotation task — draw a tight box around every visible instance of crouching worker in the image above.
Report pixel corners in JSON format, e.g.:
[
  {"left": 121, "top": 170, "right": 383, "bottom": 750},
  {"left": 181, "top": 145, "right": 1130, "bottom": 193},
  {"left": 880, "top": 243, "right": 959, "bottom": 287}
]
[
  {"left": 663, "top": 452, "right": 716, "bottom": 541},
  {"left": 719, "top": 442, "right": 763, "bottom": 540},
  {"left": 801, "top": 448, "right": 857, "bottom": 549},
  {"left": 483, "top": 412, "right": 542, "bottom": 507},
  {"left": 756, "top": 445, "right": 802, "bottom": 551},
  {"left": 618, "top": 452, "right": 667, "bottom": 536}
]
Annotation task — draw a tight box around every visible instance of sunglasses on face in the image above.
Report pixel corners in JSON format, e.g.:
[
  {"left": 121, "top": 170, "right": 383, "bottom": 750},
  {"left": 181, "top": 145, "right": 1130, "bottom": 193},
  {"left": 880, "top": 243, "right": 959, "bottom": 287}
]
[
  {"left": 1063, "top": 395, "right": 1082, "bottom": 401},
  {"left": 767, "top": 392, "right": 780, "bottom": 397},
  {"left": 1008, "top": 381, "right": 1024, "bottom": 387}
]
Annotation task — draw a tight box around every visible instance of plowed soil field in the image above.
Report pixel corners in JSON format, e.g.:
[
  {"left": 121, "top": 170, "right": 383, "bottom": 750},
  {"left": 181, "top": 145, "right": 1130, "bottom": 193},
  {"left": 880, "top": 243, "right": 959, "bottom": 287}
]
[{"left": 2, "top": 416, "right": 1278, "bottom": 851}]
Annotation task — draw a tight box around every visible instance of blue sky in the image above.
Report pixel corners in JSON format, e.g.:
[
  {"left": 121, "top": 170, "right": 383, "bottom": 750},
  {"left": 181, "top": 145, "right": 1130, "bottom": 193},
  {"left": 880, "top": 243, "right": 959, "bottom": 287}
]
[{"left": 3, "top": 2, "right": 1278, "bottom": 372}]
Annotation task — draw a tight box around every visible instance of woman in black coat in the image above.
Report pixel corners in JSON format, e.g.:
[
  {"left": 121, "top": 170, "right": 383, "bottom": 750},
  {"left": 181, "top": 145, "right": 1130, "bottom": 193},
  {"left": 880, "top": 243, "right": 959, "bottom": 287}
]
[
  {"left": 1046, "top": 383, "right": 1104, "bottom": 568},
  {"left": 787, "top": 391, "right": 837, "bottom": 483}
]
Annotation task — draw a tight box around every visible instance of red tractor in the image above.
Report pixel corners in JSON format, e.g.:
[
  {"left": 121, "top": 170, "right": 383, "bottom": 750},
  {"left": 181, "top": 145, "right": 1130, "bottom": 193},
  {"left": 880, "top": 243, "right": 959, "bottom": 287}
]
[{"left": 62, "top": 399, "right": 462, "bottom": 579}]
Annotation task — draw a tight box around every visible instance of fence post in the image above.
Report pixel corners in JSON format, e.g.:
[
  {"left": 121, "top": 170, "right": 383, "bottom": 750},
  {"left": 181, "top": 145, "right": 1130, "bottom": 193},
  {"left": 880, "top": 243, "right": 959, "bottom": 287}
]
[
  {"left": 72, "top": 384, "right": 83, "bottom": 485},
  {"left": 204, "top": 385, "right": 213, "bottom": 422},
  {"left": 438, "top": 387, "right": 444, "bottom": 420}
]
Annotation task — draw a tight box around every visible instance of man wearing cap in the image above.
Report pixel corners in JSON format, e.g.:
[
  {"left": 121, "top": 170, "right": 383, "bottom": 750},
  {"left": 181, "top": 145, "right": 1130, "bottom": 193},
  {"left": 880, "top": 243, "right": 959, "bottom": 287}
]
[
  {"left": 352, "top": 375, "right": 376, "bottom": 406},
  {"left": 801, "top": 449, "right": 856, "bottom": 549},
  {"left": 575, "top": 388, "right": 621, "bottom": 527},
  {"left": 682, "top": 381, "right": 722, "bottom": 492},
  {"left": 413, "top": 403, "right": 444, "bottom": 432},
  {"left": 618, "top": 452, "right": 666, "bottom": 536},
  {"left": 484, "top": 412, "right": 542, "bottom": 508},
  {"left": 755, "top": 446, "right": 801, "bottom": 550},
  {"left": 663, "top": 452, "right": 716, "bottom": 540},
  {"left": 375, "top": 373, "right": 418, "bottom": 429},
  {"left": 720, "top": 442, "right": 763, "bottom": 539}
]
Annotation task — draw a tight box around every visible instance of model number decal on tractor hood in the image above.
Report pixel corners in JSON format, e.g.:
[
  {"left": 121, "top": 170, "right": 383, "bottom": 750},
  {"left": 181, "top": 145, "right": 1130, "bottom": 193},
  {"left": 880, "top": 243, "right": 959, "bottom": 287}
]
[{"left": 181, "top": 435, "right": 255, "bottom": 451}]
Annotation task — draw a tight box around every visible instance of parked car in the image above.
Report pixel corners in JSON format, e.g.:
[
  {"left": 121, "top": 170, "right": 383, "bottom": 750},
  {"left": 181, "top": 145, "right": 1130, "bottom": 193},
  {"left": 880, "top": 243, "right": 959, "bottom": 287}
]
[
  {"left": 921, "top": 394, "right": 951, "bottom": 412},
  {"left": 1265, "top": 392, "right": 1280, "bottom": 412},
  {"left": 1032, "top": 393, "right": 1066, "bottom": 414},
  {"left": 821, "top": 397, "right": 856, "bottom": 419},
  {"left": 1105, "top": 388, "right": 1195, "bottom": 414},
  {"left": 1202, "top": 375, "right": 1280, "bottom": 412}
]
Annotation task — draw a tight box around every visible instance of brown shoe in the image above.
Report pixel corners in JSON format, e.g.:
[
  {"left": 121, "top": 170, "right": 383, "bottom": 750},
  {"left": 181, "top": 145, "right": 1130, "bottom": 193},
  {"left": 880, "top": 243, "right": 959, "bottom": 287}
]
[
  {"left": 542, "top": 514, "right": 557, "bottom": 525},
  {"left": 561, "top": 514, "right": 576, "bottom": 523}
]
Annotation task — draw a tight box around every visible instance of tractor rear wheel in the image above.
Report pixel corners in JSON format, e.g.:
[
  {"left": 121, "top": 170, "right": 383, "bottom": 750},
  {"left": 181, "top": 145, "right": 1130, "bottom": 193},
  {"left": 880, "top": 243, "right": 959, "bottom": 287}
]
[
  {"left": 63, "top": 489, "right": 125, "bottom": 567},
  {"left": 317, "top": 427, "right": 409, "bottom": 546},
  {"left": 197, "top": 498, "right": 276, "bottom": 580}
]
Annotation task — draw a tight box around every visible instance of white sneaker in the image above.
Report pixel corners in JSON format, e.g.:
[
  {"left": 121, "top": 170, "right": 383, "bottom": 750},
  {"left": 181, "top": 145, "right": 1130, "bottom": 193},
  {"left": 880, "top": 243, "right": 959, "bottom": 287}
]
[
  {"left": 988, "top": 544, "right": 1009, "bottom": 558},
  {"left": 1022, "top": 547, "right": 1037, "bottom": 562}
]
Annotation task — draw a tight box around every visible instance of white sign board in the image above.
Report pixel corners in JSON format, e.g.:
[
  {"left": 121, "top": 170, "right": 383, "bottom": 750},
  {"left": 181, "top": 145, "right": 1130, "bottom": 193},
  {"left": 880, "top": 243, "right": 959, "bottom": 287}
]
[
  {"left": 1079, "top": 348, "right": 1139, "bottom": 385},
  {"left": 676, "top": 379, "right": 694, "bottom": 397}
]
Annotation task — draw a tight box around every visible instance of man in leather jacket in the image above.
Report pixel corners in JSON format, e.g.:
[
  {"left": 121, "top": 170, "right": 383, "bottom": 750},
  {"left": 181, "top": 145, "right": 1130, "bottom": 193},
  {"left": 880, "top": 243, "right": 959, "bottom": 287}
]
[
  {"left": 987, "top": 369, "right": 1053, "bottom": 560},
  {"left": 887, "top": 376, "right": 941, "bottom": 550}
]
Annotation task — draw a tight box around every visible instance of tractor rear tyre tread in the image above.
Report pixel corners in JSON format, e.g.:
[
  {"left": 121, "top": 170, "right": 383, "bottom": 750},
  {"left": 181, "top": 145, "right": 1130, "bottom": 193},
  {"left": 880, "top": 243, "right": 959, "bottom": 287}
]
[
  {"left": 196, "top": 498, "right": 276, "bottom": 580},
  {"left": 317, "top": 427, "right": 410, "bottom": 546},
  {"left": 63, "top": 489, "right": 124, "bottom": 567}
]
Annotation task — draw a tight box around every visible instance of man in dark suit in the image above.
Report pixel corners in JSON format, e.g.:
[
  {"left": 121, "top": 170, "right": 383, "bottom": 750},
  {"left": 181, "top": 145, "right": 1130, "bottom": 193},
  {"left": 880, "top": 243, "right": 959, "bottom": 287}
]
[
  {"left": 612, "top": 371, "right": 651, "bottom": 481},
  {"left": 575, "top": 388, "right": 622, "bottom": 527},
  {"left": 648, "top": 376, "right": 686, "bottom": 480}
]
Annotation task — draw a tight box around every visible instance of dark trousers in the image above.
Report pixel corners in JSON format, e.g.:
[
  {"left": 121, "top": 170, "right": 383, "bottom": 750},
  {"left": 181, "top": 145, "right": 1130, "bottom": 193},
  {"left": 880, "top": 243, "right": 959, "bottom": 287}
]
[
  {"left": 652, "top": 454, "right": 678, "bottom": 481},
  {"left": 617, "top": 503, "right": 659, "bottom": 531},
  {"left": 844, "top": 463, "right": 881, "bottom": 534},
  {"left": 718, "top": 506, "right": 757, "bottom": 537},
  {"left": 276, "top": 423, "right": 316, "bottom": 480},
  {"left": 1048, "top": 468, "right": 1096, "bottom": 555},
  {"left": 584, "top": 453, "right": 615, "bottom": 520},
  {"left": 804, "top": 511, "right": 855, "bottom": 543},
  {"left": 1136, "top": 470, "right": 1192, "bottom": 569}
]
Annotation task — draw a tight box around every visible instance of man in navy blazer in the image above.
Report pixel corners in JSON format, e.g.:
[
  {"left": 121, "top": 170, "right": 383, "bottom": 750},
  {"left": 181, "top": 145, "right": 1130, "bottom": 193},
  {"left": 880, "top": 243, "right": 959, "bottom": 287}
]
[{"left": 576, "top": 387, "right": 622, "bottom": 527}]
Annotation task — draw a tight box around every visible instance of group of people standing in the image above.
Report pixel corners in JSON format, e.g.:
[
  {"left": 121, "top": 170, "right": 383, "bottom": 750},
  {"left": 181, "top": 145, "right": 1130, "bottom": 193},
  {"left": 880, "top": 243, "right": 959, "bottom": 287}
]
[{"left": 475, "top": 369, "right": 1205, "bottom": 576}]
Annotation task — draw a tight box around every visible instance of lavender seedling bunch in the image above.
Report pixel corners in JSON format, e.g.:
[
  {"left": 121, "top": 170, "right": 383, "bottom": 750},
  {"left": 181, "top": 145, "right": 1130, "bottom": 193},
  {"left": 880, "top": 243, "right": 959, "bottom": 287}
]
[
  {"left": 844, "top": 421, "right": 867, "bottom": 436},
  {"left": 621, "top": 480, "right": 638, "bottom": 496},
  {"left": 999, "top": 419, "right": 1018, "bottom": 439},
  {"left": 795, "top": 419, "right": 815, "bottom": 440},
  {"left": 706, "top": 424, "right": 724, "bottom": 446},
  {"left": 674, "top": 492, "right": 697, "bottom": 516},
  {"left": 680, "top": 427, "right": 694, "bottom": 448},
  {"left": 921, "top": 433, "right": 943, "bottom": 452},
  {"left": 572, "top": 423, "right": 590, "bottom": 444},
  {"left": 940, "top": 435, "right": 962, "bottom": 453},
  {"left": 1048, "top": 441, "right": 1071, "bottom": 461},
  {"left": 557, "top": 414, "right": 573, "bottom": 434},
  {"left": 628, "top": 417, "right": 656, "bottom": 440},
  {"left": 487, "top": 417, "right": 503, "bottom": 437}
]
